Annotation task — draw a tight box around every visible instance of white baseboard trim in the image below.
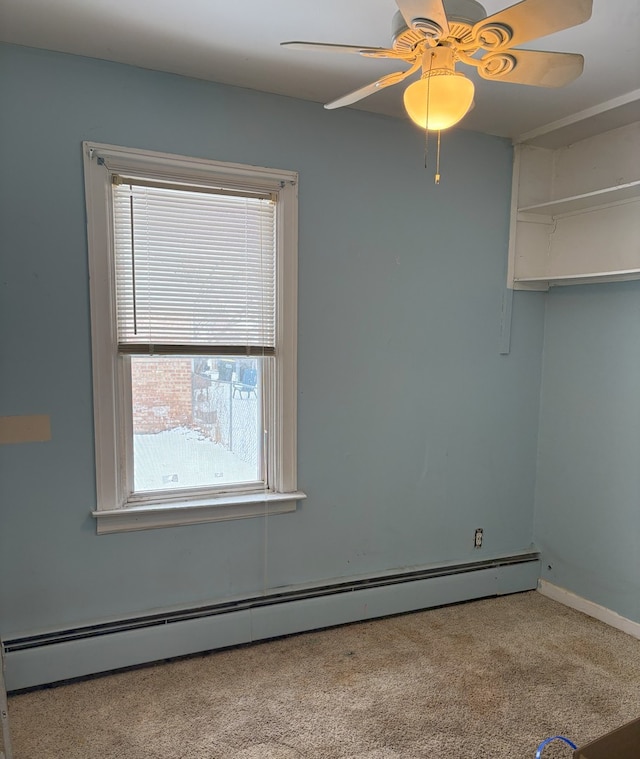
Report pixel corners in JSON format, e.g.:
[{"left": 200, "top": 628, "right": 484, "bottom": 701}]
[{"left": 538, "top": 580, "right": 640, "bottom": 640}]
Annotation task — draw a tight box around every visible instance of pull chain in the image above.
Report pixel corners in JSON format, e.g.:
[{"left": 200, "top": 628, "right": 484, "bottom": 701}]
[
  {"left": 422, "top": 51, "right": 442, "bottom": 184},
  {"left": 424, "top": 123, "right": 429, "bottom": 169},
  {"left": 423, "top": 51, "right": 434, "bottom": 170}
]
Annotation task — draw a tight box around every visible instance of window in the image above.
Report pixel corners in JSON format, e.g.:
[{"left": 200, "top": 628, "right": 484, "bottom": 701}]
[{"left": 83, "top": 143, "right": 304, "bottom": 533}]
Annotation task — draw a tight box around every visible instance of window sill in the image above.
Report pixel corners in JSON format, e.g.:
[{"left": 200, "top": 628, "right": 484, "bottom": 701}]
[{"left": 92, "top": 491, "right": 307, "bottom": 534}]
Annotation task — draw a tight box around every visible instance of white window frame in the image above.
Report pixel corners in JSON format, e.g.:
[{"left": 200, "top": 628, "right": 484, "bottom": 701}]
[{"left": 83, "top": 142, "right": 305, "bottom": 533}]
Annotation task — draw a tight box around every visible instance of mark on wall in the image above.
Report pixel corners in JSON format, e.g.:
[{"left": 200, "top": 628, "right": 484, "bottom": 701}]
[{"left": 0, "top": 414, "right": 51, "bottom": 444}]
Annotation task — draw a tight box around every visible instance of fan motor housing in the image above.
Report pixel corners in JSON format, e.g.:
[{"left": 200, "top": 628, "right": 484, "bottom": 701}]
[
  {"left": 443, "top": 0, "right": 487, "bottom": 25},
  {"left": 392, "top": 0, "right": 487, "bottom": 52}
]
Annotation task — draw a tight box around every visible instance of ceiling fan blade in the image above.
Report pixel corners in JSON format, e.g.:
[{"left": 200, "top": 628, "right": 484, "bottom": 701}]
[
  {"left": 472, "top": 0, "right": 592, "bottom": 51},
  {"left": 325, "top": 63, "right": 421, "bottom": 110},
  {"left": 478, "top": 49, "right": 584, "bottom": 87},
  {"left": 395, "top": 0, "right": 449, "bottom": 38},
  {"left": 280, "top": 41, "right": 399, "bottom": 59}
]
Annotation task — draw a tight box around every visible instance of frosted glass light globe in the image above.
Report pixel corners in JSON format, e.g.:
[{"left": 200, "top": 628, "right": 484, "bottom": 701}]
[{"left": 404, "top": 72, "right": 475, "bottom": 131}]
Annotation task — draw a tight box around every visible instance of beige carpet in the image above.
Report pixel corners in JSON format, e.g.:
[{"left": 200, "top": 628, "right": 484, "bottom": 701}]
[{"left": 5, "top": 592, "right": 640, "bottom": 758}]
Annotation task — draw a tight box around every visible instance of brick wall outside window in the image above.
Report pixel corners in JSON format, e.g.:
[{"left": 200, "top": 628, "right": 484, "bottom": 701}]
[{"left": 131, "top": 358, "right": 194, "bottom": 434}]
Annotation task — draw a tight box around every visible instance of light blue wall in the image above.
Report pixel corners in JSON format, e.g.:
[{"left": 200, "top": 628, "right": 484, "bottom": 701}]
[
  {"left": 534, "top": 282, "right": 640, "bottom": 623},
  {"left": 0, "top": 43, "right": 545, "bottom": 637}
]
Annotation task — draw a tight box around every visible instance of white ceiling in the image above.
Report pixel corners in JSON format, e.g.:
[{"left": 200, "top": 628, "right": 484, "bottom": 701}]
[{"left": 1, "top": 0, "right": 639, "bottom": 138}]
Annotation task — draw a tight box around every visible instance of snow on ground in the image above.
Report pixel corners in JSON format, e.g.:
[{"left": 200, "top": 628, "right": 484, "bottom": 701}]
[{"left": 134, "top": 426, "right": 258, "bottom": 492}]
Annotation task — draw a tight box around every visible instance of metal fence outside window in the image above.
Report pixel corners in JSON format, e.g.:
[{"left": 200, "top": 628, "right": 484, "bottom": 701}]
[{"left": 192, "top": 359, "right": 259, "bottom": 468}]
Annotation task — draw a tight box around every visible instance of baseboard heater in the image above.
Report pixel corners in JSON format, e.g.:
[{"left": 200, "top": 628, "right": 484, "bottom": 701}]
[{"left": 3, "top": 552, "right": 540, "bottom": 691}]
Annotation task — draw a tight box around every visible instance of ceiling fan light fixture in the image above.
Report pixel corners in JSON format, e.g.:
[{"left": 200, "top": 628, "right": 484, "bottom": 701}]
[
  {"left": 284, "top": 0, "right": 593, "bottom": 134},
  {"left": 403, "top": 69, "right": 475, "bottom": 131}
]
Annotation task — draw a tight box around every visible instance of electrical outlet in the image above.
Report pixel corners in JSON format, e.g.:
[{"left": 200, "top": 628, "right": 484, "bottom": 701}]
[{"left": 474, "top": 528, "right": 483, "bottom": 548}]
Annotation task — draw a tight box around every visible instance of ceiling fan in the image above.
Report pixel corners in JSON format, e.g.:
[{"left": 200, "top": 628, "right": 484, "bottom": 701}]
[{"left": 281, "top": 0, "right": 593, "bottom": 131}]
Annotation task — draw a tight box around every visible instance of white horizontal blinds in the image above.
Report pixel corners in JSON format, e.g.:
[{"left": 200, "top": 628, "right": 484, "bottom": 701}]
[{"left": 112, "top": 179, "right": 276, "bottom": 355}]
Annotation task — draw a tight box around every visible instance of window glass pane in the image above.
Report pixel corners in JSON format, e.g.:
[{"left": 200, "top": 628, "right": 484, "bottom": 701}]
[{"left": 131, "top": 356, "right": 262, "bottom": 493}]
